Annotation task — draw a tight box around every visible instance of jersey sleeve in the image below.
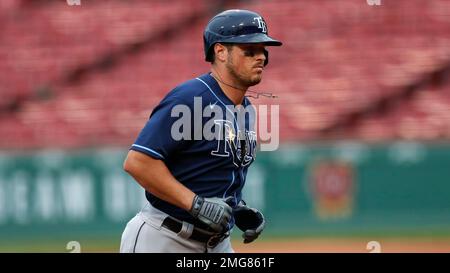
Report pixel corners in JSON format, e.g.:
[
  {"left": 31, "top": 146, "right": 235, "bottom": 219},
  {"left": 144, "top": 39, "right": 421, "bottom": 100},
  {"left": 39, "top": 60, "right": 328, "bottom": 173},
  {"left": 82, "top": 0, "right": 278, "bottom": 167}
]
[{"left": 130, "top": 96, "right": 190, "bottom": 161}]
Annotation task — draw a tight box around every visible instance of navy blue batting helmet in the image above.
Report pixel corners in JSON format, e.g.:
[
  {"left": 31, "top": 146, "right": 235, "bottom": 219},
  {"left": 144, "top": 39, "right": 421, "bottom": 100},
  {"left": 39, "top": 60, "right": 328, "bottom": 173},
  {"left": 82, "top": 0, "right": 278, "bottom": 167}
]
[{"left": 203, "top": 9, "right": 282, "bottom": 66}]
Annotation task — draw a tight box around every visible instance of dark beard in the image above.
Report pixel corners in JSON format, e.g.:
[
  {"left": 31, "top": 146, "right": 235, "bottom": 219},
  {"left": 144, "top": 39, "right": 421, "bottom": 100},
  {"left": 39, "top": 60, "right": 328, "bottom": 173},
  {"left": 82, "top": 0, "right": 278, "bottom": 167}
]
[{"left": 226, "top": 58, "right": 261, "bottom": 88}]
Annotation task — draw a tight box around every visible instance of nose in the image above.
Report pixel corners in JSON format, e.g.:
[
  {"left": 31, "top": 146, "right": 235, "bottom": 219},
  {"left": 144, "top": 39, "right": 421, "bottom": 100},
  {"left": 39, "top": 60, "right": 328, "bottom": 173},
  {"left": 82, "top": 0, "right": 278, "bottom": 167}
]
[{"left": 255, "top": 49, "right": 266, "bottom": 64}]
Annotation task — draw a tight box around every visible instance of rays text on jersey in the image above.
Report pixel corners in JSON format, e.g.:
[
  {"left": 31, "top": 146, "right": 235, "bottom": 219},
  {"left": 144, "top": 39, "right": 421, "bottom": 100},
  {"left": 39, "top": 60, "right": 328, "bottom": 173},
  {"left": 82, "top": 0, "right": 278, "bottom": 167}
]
[{"left": 169, "top": 97, "right": 279, "bottom": 151}]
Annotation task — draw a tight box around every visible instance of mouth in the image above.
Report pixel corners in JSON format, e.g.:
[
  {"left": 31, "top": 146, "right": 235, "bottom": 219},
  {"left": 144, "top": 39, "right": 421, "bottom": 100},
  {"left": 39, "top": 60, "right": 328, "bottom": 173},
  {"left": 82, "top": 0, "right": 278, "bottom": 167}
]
[{"left": 253, "top": 65, "right": 264, "bottom": 72}]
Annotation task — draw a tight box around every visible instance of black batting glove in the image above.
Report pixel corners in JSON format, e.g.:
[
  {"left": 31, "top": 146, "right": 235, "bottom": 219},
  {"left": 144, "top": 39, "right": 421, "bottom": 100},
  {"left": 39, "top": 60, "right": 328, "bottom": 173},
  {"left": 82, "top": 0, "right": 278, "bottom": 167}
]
[
  {"left": 233, "top": 200, "right": 265, "bottom": 244},
  {"left": 189, "top": 195, "right": 233, "bottom": 233}
]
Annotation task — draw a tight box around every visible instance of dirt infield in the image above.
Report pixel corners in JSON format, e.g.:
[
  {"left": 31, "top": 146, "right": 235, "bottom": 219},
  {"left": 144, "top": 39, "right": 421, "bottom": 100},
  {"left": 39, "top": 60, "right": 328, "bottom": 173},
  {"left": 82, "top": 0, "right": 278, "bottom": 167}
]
[
  {"left": 1, "top": 236, "right": 449, "bottom": 253},
  {"left": 232, "top": 238, "right": 450, "bottom": 253}
]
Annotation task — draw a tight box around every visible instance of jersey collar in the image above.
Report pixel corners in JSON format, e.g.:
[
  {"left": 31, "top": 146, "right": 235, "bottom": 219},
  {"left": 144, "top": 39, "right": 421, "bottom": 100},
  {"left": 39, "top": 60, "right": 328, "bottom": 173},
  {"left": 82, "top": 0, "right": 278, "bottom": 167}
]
[{"left": 199, "top": 73, "right": 248, "bottom": 107}]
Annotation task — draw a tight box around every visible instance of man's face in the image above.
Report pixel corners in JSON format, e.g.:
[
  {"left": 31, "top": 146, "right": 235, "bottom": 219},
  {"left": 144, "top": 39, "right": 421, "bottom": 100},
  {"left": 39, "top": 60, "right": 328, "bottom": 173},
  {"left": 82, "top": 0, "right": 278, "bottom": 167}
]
[{"left": 225, "top": 43, "right": 266, "bottom": 87}]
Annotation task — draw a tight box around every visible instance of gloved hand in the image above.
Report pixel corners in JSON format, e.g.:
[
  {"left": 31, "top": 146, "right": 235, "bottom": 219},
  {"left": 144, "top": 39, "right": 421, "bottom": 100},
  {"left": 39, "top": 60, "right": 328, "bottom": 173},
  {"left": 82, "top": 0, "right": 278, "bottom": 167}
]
[
  {"left": 233, "top": 200, "right": 265, "bottom": 244},
  {"left": 189, "top": 195, "right": 233, "bottom": 233}
]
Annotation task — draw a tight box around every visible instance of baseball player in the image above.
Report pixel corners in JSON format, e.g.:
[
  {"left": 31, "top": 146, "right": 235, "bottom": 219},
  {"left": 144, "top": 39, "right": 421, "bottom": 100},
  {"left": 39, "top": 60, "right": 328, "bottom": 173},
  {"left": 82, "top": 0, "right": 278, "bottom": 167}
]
[{"left": 119, "top": 9, "right": 282, "bottom": 253}]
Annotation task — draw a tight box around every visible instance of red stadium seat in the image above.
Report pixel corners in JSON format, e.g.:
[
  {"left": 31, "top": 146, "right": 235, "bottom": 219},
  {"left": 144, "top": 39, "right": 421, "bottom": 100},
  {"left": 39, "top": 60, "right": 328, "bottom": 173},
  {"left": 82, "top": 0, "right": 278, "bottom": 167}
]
[{"left": 0, "top": 0, "right": 449, "bottom": 148}]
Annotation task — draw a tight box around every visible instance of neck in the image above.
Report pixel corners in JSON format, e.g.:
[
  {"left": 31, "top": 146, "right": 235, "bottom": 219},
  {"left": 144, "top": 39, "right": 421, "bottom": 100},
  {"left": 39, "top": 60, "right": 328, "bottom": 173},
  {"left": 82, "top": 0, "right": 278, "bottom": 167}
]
[{"left": 210, "top": 68, "right": 247, "bottom": 106}]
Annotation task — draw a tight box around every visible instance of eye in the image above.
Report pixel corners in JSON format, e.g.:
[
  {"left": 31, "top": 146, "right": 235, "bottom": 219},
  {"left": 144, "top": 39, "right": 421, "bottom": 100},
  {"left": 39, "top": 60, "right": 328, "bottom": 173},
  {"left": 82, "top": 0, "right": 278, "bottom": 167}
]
[
  {"left": 242, "top": 46, "right": 265, "bottom": 57},
  {"left": 243, "top": 49, "right": 255, "bottom": 57}
]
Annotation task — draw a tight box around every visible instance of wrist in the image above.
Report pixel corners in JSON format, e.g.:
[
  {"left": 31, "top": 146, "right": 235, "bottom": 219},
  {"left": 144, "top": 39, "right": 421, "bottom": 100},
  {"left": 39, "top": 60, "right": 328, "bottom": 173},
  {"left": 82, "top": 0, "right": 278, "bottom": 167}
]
[
  {"left": 189, "top": 195, "right": 204, "bottom": 217},
  {"left": 180, "top": 191, "right": 195, "bottom": 211},
  {"left": 238, "top": 199, "right": 246, "bottom": 207}
]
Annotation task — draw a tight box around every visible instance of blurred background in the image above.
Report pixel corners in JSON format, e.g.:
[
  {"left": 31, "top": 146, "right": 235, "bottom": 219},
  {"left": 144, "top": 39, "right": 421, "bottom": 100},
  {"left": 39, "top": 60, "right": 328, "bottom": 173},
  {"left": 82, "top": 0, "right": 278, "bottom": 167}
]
[{"left": 0, "top": 0, "right": 449, "bottom": 252}]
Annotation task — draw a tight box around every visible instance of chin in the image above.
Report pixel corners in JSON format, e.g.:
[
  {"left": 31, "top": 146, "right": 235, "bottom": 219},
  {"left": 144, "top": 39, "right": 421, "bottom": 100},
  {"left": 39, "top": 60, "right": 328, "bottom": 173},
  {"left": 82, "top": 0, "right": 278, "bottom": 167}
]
[
  {"left": 238, "top": 72, "right": 262, "bottom": 87},
  {"left": 249, "top": 75, "right": 262, "bottom": 86}
]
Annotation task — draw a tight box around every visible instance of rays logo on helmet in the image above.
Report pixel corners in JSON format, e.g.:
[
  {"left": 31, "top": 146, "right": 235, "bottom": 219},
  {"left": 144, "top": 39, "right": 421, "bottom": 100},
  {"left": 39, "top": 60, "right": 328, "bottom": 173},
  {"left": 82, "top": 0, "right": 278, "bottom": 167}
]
[{"left": 253, "top": 17, "right": 267, "bottom": 33}]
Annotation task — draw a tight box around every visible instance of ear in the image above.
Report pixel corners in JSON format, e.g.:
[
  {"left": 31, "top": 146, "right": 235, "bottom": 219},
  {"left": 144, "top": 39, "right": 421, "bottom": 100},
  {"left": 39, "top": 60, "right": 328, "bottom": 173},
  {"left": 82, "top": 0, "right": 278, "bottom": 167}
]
[{"left": 214, "top": 43, "right": 228, "bottom": 63}]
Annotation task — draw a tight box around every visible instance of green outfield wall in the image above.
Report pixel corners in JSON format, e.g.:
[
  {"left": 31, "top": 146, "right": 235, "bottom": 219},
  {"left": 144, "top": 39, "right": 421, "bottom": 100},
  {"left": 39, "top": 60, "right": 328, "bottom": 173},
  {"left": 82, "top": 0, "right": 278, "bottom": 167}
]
[{"left": 0, "top": 142, "right": 449, "bottom": 243}]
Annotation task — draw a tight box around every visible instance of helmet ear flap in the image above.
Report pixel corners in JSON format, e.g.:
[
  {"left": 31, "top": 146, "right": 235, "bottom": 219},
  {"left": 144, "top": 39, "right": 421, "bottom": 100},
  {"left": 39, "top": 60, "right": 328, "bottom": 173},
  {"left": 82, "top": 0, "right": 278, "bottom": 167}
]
[
  {"left": 206, "top": 46, "right": 214, "bottom": 62},
  {"left": 264, "top": 49, "right": 269, "bottom": 66}
]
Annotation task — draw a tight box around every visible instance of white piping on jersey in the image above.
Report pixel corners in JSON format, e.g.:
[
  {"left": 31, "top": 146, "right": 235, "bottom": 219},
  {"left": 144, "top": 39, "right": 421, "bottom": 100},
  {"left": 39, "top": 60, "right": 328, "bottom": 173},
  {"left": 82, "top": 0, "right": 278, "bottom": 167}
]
[
  {"left": 131, "top": 144, "right": 165, "bottom": 159},
  {"left": 224, "top": 170, "right": 238, "bottom": 231},
  {"left": 197, "top": 77, "right": 242, "bottom": 208},
  {"left": 223, "top": 170, "right": 235, "bottom": 199}
]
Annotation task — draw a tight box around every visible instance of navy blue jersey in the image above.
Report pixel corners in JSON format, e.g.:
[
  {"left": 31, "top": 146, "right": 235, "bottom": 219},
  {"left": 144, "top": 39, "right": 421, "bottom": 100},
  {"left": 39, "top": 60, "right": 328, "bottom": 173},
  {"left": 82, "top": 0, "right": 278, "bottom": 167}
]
[{"left": 130, "top": 73, "right": 257, "bottom": 230}]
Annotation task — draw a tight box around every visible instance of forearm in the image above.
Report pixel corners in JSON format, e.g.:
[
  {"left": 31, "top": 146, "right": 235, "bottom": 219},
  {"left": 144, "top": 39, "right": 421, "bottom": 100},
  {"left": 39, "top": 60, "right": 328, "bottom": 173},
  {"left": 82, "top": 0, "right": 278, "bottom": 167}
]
[{"left": 123, "top": 150, "right": 195, "bottom": 211}]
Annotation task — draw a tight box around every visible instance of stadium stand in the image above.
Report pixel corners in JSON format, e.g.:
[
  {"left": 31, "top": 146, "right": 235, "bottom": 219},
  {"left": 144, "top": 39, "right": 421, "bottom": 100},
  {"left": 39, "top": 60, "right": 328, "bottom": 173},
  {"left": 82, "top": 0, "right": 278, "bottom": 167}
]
[{"left": 0, "top": 0, "right": 449, "bottom": 148}]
